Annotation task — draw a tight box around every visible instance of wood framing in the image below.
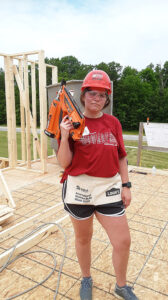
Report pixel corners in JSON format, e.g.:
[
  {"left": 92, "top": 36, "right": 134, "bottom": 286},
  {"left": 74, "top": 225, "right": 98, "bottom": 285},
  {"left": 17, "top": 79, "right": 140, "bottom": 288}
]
[
  {"left": 0, "top": 202, "right": 63, "bottom": 243},
  {"left": 0, "top": 170, "right": 16, "bottom": 208},
  {"left": 38, "top": 50, "right": 47, "bottom": 173},
  {"left": 0, "top": 50, "right": 58, "bottom": 173},
  {"left": 13, "top": 65, "right": 41, "bottom": 159},
  {"left": 31, "top": 62, "right": 37, "bottom": 161},
  {"left": 0, "top": 214, "right": 68, "bottom": 268},
  {"left": 4, "top": 56, "right": 17, "bottom": 168},
  {"left": 137, "top": 122, "right": 168, "bottom": 166},
  {"left": 18, "top": 59, "right": 26, "bottom": 163}
]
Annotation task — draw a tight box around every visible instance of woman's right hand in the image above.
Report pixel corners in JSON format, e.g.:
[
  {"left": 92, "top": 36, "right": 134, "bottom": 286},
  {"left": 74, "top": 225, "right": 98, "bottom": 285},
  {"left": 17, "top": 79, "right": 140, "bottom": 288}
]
[{"left": 60, "top": 115, "right": 73, "bottom": 139}]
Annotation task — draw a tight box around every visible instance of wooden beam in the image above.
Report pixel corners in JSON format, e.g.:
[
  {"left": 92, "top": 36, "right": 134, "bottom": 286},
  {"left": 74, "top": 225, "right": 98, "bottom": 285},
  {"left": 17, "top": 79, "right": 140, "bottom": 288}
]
[
  {"left": 0, "top": 170, "right": 16, "bottom": 208},
  {"left": 8, "top": 50, "right": 41, "bottom": 57},
  {"left": 38, "top": 50, "right": 47, "bottom": 173},
  {"left": 0, "top": 203, "right": 62, "bottom": 243},
  {"left": 45, "top": 63, "right": 57, "bottom": 68},
  {"left": 23, "top": 55, "right": 31, "bottom": 169},
  {"left": 19, "top": 60, "right": 26, "bottom": 163},
  {"left": 0, "top": 215, "right": 68, "bottom": 268},
  {"left": 4, "top": 56, "right": 17, "bottom": 168},
  {"left": 0, "top": 53, "right": 10, "bottom": 56},
  {"left": 52, "top": 66, "right": 58, "bottom": 85},
  {"left": 31, "top": 62, "right": 37, "bottom": 161}
]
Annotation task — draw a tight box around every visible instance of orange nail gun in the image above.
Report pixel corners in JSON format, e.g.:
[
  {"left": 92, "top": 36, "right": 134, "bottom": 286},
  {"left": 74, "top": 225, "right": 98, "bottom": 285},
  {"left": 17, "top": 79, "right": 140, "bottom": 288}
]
[{"left": 44, "top": 80, "right": 85, "bottom": 141}]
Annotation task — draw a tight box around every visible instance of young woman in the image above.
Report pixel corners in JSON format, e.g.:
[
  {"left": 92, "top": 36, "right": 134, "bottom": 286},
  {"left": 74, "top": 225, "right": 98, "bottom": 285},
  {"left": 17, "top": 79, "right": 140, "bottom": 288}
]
[{"left": 57, "top": 70, "right": 139, "bottom": 300}]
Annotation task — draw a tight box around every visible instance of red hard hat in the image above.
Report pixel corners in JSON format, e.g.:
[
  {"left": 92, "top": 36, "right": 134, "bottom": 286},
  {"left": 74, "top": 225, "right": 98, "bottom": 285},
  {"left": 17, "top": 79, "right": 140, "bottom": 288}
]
[{"left": 81, "top": 70, "right": 112, "bottom": 95}]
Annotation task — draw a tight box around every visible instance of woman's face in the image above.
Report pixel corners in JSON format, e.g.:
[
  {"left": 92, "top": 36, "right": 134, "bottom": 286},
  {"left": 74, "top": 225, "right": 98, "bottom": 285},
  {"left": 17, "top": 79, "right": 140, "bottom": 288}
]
[{"left": 82, "top": 90, "right": 107, "bottom": 113}]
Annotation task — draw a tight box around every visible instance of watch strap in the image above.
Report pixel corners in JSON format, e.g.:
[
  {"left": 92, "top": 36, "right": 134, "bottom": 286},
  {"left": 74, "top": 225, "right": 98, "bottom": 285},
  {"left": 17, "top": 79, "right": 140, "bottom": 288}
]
[{"left": 122, "top": 182, "right": 132, "bottom": 188}]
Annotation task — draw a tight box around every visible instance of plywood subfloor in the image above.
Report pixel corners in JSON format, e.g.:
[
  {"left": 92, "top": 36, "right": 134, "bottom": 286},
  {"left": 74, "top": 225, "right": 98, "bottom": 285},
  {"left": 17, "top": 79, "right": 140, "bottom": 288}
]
[{"left": 0, "top": 160, "right": 168, "bottom": 299}]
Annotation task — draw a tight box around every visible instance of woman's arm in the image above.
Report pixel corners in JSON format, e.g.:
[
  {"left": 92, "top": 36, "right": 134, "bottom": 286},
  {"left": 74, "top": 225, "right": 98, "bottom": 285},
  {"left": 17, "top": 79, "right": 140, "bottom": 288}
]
[
  {"left": 119, "top": 156, "right": 131, "bottom": 208},
  {"left": 57, "top": 116, "right": 74, "bottom": 169}
]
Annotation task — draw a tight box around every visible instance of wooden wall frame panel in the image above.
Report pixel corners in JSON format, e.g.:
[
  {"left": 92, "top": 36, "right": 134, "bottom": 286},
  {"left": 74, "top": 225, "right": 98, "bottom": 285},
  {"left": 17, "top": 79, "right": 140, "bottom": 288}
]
[{"left": 1, "top": 50, "right": 58, "bottom": 173}]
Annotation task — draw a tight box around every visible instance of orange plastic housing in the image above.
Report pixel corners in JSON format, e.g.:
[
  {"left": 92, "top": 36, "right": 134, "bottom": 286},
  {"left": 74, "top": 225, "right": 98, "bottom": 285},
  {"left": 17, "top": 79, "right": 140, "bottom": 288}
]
[{"left": 44, "top": 85, "right": 85, "bottom": 141}]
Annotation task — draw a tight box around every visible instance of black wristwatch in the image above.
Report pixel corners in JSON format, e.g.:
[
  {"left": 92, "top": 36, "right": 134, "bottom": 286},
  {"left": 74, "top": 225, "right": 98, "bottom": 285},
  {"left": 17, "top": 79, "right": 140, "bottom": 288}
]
[{"left": 122, "top": 182, "right": 132, "bottom": 188}]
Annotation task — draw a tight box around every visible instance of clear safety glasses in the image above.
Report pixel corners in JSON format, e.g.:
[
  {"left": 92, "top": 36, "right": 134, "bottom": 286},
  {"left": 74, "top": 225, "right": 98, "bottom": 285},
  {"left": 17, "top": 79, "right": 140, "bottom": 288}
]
[{"left": 87, "top": 90, "right": 107, "bottom": 100}]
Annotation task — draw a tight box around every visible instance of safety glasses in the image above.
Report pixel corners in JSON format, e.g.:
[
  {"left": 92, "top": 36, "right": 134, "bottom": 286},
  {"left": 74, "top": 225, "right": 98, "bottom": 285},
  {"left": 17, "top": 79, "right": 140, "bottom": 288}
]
[{"left": 87, "top": 90, "right": 107, "bottom": 100}]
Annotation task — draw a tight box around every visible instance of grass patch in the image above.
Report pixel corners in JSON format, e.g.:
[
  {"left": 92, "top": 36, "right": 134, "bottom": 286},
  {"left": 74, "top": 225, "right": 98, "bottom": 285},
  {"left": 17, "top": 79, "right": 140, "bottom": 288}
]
[
  {"left": 125, "top": 140, "right": 168, "bottom": 170},
  {"left": 0, "top": 131, "right": 53, "bottom": 160},
  {"left": 123, "top": 130, "right": 139, "bottom": 135},
  {"left": 0, "top": 131, "right": 8, "bottom": 158}
]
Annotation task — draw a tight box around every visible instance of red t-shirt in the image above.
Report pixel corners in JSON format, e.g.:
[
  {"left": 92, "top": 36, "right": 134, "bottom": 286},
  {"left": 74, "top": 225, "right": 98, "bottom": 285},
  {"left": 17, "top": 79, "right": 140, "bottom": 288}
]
[{"left": 60, "top": 113, "right": 127, "bottom": 182}]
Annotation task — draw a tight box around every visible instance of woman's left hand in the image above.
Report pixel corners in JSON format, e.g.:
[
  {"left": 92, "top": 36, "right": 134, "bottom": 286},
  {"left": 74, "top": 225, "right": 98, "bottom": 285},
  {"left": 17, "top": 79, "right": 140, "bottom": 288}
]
[{"left": 121, "top": 187, "right": 131, "bottom": 208}]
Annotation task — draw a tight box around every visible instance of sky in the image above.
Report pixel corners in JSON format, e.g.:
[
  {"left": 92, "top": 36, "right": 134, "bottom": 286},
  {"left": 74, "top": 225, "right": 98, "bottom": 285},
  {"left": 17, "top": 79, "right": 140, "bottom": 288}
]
[{"left": 0, "top": 0, "right": 168, "bottom": 71}]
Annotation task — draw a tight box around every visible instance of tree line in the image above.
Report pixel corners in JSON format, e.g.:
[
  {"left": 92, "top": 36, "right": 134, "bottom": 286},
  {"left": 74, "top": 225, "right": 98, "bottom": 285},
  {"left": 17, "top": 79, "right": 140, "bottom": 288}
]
[{"left": 0, "top": 56, "right": 168, "bottom": 130}]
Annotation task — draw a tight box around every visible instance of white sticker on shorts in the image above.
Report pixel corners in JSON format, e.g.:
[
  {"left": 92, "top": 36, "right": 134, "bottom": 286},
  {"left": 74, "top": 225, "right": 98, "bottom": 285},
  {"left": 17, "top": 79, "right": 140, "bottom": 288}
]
[{"left": 75, "top": 185, "right": 92, "bottom": 203}]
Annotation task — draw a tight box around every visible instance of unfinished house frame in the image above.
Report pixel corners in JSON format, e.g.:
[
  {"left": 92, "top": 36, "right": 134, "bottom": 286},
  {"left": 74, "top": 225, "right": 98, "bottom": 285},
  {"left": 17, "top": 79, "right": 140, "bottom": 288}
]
[{"left": 0, "top": 50, "right": 58, "bottom": 174}]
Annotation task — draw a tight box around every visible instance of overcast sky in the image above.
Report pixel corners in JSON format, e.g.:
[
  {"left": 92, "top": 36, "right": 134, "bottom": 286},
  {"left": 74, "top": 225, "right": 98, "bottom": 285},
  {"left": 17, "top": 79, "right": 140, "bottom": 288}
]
[{"left": 0, "top": 0, "right": 168, "bottom": 71}]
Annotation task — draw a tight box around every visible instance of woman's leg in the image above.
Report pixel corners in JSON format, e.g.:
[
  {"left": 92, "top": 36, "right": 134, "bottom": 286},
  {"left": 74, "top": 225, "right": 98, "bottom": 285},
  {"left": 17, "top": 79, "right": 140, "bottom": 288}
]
[
  {"left": 70, "top": 215, "right": 94, "bottom": 277},
  {"left": 95, "top": 212, "right": 131, "bottom": 287}
]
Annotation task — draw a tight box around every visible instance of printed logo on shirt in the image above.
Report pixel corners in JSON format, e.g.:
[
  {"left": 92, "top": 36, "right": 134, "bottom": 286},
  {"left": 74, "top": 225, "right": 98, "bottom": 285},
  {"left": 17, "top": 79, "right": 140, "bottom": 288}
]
[
  {"left": 106, "top": 188, "right": 120, "bottom": 197},
  {"left": 80, "top": 132, "right": 118, "bottom": 146}
]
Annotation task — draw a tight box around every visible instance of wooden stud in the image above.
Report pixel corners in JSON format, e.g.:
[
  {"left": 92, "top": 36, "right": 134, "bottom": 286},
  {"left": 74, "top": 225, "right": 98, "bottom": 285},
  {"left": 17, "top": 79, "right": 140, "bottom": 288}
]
[
  {"left": 0, "top": 170, "right": 16, "bottom": 208},
  {"left": 18, "top": 59, "right": 26, "bottom": 163},
  {"left": 23, "top": 55, "right": 31, "bottom": 168},
  {"left": 4, "top": 56, "right": 17, "bottom": 168},
  {"left": 4, "top": 56, "right": 13, "bottom": 167},
  {"left": 31, "top": 62, "right": 37, "bottom": 161},
  {"left": 38, "top": 50, "right": 47, "bottom": 173},
  {"left": 52, "top": 66, "right": 58, "bottom": 85}
]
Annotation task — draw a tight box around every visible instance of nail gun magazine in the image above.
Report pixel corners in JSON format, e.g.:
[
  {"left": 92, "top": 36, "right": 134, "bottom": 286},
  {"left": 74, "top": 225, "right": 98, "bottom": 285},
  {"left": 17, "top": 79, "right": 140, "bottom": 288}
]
[{"left": 44, "top": 80, "right": 85, "bottom": 141}]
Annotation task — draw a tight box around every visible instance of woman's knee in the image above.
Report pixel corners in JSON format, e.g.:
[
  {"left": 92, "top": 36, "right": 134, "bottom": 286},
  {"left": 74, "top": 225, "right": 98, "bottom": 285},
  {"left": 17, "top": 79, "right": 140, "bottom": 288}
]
[
  {"left": 112, "top": 234, "right": 131, "bottom": 252},
  {"left": 75, "top": 230, "right": 93, "bottom": 245}
]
